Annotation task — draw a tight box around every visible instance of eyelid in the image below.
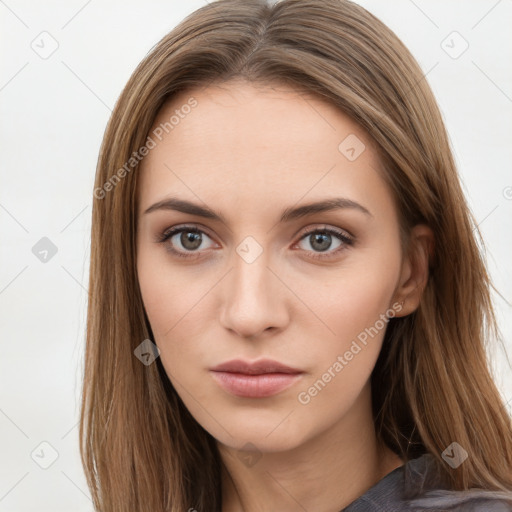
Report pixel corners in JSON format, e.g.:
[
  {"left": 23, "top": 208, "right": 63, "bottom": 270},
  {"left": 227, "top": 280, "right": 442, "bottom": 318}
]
[
  {"left": 156, "top": 222, "right": 355, "bottom": 259},
  {"left": 155, "top": 223, "right": 216, "bottom": 243},
  {"left": 292, "top": 225, "right": 354, "bottom": 260},
  {"left": 296, "top": 224, "right": 354, "bottom": 243},
  {"left": 155, "top": 223, "right": 219, "bottom": 259}
]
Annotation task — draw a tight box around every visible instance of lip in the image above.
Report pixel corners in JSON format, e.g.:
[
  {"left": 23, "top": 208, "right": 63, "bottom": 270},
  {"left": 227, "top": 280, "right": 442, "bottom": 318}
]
[
  {"left": 210, "top": 358, "right": 302, "bottom": 375},
  {"left": 209, "top": 358, "right": 303, "bottom": 398}
]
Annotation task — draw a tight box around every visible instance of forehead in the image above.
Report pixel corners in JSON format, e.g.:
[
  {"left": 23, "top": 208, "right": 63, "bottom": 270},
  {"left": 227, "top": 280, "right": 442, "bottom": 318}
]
[
  {"left": 137, "top": 80, "right": 392, "bottom": 220},
  {"left": 149, "top": 80, "right": 372, "bottom": 153}
]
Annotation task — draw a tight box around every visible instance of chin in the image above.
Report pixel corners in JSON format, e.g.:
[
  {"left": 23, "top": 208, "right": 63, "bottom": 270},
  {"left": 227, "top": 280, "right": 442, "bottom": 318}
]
[{"left": 208, "top": 409, "right": 312, "bottom": 454}]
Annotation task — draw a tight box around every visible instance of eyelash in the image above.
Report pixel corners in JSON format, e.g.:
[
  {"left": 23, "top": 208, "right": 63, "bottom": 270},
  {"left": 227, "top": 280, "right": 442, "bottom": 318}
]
[{"left": 155, "top": 224, "right": 355, "bottom": 261}]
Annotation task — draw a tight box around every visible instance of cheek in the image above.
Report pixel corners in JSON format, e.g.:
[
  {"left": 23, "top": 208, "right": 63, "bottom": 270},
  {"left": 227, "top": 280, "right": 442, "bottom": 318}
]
[
  {"left": 291, "top": 274, "right": 399, "bottom": 434},
  {"left": 137, "top": 242, "right": 194, "bottom": 337},
  {"left": 294, "top": 249, "right": 401, "bottom": 387},
  {"left": 330, "top": 274, "right": 395, "bottom": 339},
  {"left": 300, "top": 254, "right": 400, "bottom": 347},
  {"left": 137, "top": 259, "right": 172, "bottom": 340},
  {"left": 136, "top": 249, "right": 217, "bottom": 378}
]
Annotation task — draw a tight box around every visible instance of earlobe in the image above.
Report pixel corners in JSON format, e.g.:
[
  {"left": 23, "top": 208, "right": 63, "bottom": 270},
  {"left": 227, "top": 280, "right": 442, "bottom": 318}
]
[{"left": 392, "top": 224, "right": 434, "bottom": 317}]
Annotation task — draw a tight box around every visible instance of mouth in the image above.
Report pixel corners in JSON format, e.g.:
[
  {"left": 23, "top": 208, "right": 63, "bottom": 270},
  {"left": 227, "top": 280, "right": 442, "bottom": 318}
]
[{"left": 209, "top": 358, "right": 304, "bottom": 398}]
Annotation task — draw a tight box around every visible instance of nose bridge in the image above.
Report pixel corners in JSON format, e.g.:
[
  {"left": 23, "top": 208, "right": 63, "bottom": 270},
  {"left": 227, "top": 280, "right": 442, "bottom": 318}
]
[
  {"left": 231, "top": 237, "right": 275, "bottom": 311},
  {"left": 220, "top": 235, "right": 286, "bottom": 337}
]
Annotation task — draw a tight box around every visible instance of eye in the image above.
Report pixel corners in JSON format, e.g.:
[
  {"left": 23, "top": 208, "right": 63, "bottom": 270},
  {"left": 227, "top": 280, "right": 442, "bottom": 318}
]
[
  {"left": 156, "top": 224, "right": 354, "bottom": 261},
  {"left": 294, "top": 226, "right": 354, "bottom": 259},
  {"left": 156, "top": 225, "right": 216, "bottom": 258}
]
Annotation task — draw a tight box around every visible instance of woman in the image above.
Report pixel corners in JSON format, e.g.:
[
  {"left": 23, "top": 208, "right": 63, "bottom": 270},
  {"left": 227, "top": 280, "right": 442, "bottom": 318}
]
[{"left": 81, "top": 0, "right": 512, "bottom": 510}]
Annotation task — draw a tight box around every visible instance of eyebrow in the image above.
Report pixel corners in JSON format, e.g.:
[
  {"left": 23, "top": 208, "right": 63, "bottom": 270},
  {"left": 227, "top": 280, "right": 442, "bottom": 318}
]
[{"left": 143, "top": 196, "right": 372, "bottom": 223}]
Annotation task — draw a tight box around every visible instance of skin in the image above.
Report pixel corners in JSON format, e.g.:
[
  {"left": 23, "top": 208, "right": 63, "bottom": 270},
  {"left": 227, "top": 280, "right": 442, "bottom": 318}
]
[{"left": 136, "top": 80, "right": 433, "bottom": 512}]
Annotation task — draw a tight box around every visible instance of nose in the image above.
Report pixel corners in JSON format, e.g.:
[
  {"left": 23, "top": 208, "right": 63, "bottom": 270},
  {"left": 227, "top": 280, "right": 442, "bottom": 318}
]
[{"left": 219, "top": 244, "right": 289, "bottom": 340}]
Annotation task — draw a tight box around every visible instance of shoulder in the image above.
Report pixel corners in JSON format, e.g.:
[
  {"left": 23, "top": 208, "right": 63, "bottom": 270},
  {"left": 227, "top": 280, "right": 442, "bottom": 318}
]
[
  {"left": 465, "top": 499, "right": 512, "bottom": 511},
  {"left": 403, "top": 454, "right": 512, "bottom": 511},
  {"left": 343, "top": 453, "right": 512, "bottom": 512},
  {"left": 407, "top": 495, "right": 512, "bottom": 511},
  {"left": 403, "top": 453, "right": 512, "bottom": 511}
]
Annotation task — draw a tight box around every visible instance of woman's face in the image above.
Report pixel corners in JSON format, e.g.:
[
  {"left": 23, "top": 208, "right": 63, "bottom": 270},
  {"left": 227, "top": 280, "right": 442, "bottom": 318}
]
[{"left": 136, "top": 80, "right": 416, "bottom": 453}]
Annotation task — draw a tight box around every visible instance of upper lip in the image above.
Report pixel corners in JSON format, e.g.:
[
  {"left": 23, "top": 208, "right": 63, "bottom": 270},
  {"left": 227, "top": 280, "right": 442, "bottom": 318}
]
[{"left": 210, "top": 358, "right": 302, "bottom": 375}]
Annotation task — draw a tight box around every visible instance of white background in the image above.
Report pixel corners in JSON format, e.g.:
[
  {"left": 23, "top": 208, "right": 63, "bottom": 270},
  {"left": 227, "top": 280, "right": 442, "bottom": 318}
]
[{"left": 1, "top": 1, "right": 511, "bottom": 510}]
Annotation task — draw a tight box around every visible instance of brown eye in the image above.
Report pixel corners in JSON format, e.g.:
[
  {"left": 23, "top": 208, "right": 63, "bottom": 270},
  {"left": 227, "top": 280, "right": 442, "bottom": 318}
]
[{"left": 178, "top": 230, "right": 203, "bottom": 251}]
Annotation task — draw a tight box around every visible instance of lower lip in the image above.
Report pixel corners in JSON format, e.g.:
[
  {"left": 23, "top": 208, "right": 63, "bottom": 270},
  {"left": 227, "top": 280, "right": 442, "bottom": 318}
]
[{"left": 210, "top": 371, "right": 303, "bottom": 398}]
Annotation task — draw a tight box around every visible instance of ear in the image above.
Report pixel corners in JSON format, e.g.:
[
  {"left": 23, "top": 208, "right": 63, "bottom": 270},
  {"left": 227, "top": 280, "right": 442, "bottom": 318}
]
[{"left": 392, "top": 224, "right": 434, "bottom": 317}]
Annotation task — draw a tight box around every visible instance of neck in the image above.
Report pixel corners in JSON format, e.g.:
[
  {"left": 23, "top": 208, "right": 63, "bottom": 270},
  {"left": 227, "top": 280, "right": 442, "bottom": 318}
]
[{"left": 219, "top": 382, "right": 404, "bottom": 512}]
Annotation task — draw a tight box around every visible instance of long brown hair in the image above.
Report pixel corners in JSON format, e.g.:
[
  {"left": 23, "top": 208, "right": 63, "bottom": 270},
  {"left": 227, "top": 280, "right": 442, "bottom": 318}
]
[{"left": 80, "top": 0, "right": 512, "bottom": 510}]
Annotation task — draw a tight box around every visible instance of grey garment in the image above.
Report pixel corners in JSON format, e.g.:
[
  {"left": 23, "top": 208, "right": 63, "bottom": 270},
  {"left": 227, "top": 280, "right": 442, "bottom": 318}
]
[{"left": 342, "top": 453, "right": 512, "bottom": 512}]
